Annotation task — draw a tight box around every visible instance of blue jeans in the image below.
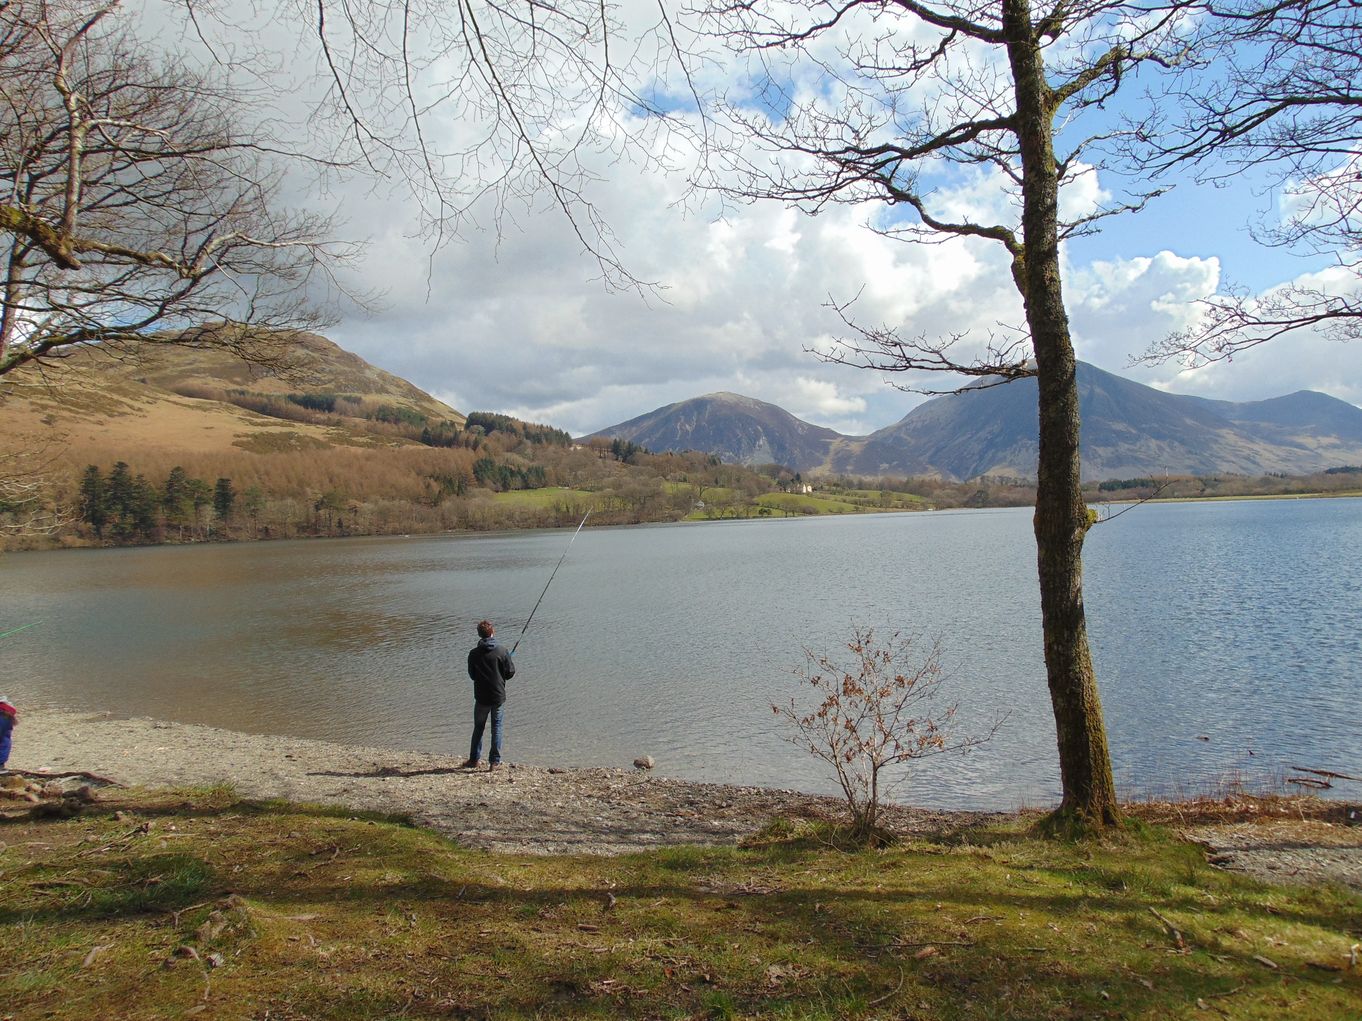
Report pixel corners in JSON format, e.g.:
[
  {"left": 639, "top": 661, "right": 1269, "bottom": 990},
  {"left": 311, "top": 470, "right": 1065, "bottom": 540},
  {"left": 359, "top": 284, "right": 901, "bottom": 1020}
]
[{"left": 469, "top": 702, "right": 504, "bottom": 765}]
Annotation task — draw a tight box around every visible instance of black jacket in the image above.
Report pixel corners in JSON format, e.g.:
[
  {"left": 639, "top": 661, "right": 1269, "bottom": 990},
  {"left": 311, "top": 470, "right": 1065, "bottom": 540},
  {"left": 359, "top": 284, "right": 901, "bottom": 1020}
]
[{"left": 467, "top": 638, "right": 516, "bottom": 706}]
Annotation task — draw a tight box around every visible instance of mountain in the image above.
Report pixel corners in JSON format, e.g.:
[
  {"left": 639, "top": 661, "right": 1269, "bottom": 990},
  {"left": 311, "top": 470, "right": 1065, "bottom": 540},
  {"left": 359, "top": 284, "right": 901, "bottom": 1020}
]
[
  {"left": 844, "top": 363, "right": 1362, "bottom": 480},
  {"left": 0, "top": 332, "right": 465, "bottom": 460},
  {"left": 584, "top": 391, "right": 846, "bottom": 469},
  {"left": 589, "top": 364, "right": 1362, "bottom": 480}
]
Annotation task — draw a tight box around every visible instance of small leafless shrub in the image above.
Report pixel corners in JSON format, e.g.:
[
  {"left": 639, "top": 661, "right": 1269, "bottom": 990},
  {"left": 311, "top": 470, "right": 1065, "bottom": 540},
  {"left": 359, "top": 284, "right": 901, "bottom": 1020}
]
[{"left": 775, "top": 626, "right": 999, "bottom": 843}]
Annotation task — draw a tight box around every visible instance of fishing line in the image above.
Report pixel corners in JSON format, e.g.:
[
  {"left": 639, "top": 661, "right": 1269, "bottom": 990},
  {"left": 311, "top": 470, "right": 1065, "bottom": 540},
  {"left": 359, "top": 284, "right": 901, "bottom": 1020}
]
[
  {"left": 0, "top": 622, "right": 41, "bottom": 640},
  {"left": 510, "top": 510, "right": 590, "bottom": 656}
]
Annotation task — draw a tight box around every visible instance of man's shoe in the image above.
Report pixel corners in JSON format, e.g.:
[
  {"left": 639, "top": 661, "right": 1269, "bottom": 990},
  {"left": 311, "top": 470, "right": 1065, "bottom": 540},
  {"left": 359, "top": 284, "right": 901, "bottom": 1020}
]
[
  {"left": 459, "top": 759, "right": 480, "bottom": 769},
  {"left": 488, "top": 762, "right": 503, "bottom": 772}
]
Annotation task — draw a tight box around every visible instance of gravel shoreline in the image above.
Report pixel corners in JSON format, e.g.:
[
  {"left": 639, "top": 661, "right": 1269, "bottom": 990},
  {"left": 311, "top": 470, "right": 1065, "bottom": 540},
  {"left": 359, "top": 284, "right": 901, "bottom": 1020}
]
[
  {"left": 14, "top": 708, "right": 990, "bottom": 855},
  {"left": 13, "top": 709, "right": 1362, "bottom": 893}
]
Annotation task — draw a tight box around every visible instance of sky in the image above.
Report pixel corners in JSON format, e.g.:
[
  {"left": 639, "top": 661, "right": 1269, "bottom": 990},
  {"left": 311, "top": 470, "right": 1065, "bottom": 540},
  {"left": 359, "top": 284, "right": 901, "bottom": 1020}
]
[{"left": 155, "top": 1, "right": 1362, "bottom": 439}]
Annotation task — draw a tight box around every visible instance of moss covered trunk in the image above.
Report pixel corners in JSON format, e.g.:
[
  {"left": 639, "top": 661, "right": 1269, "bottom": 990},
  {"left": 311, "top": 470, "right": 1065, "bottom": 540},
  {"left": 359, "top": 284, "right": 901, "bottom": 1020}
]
[{"left": 1003, "top": 0, "right": 1120, "bottom": 826}]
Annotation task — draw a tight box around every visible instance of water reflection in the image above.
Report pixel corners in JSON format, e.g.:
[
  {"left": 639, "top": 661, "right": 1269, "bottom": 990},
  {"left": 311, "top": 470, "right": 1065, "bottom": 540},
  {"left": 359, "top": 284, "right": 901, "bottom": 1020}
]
[{"left": 3, "top": 499, "right": 1359, "bottom": 809}]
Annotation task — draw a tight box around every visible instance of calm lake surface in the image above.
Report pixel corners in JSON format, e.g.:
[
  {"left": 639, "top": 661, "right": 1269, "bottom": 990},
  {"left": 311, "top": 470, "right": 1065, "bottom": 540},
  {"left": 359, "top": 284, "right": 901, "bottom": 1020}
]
[{"left": 4, "top": 499, "right": 1359, "bottom": 809}]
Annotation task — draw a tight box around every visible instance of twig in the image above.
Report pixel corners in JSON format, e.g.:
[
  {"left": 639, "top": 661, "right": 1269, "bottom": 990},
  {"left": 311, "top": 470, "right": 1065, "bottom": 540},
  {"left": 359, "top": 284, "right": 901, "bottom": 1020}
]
[
  {"left": 78, "top": 822, "right": 152, "bottom": 858},
  {"left": 166, "top": 902, "right": 212, "bottom": 928},
  {"left": 892, "top": 938, "right": 975, "bottom": 948},
  {"left": 1094, "top": 478, "right": 1175, "bottom": 524},
  {"left": 1305, "top": 961, "right": 1343, "bottom": 972},
  {"left": 1289, "top": 765, "right": 1361, "bottom": 783},
  {"left": 1149, "top": 907, "right": 1186, "bottom": 949},
  {"left": 1286, "top": 777, "right": 1331, "bottom": 789},
  {"left": 867, "top": 965, "right": 905, "bottom": 1007},
  {"left": 295, "top": 844, "right": 346, "bottom": 876}
]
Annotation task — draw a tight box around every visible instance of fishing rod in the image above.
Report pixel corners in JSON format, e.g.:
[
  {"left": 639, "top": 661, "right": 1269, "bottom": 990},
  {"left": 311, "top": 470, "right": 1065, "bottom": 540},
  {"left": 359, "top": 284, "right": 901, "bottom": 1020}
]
[
  {"left": 510, "top": 510, "right": 591, "bottom": 656},
  {"left": 0, "top": 622, "right": 41, "bottom": 640}
]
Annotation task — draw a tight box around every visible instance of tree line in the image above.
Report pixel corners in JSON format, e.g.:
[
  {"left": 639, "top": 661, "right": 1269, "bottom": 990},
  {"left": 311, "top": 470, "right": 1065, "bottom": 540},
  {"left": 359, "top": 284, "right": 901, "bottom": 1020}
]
[
  {"left": 78, "top": 463, "right": 245, "bottom": 543},
  {"left": 54, "top": 439, "right": 751, "bottom": 546}
]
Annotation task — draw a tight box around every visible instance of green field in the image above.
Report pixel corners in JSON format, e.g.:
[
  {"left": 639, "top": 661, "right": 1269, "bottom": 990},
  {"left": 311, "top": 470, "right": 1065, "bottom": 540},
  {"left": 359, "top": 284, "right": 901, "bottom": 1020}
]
[
  {"left": 490, "top": 487, "right": 593, "bottom": 511},
  {"left": 3, "top": 787, "right": 1357, "bottom": 1020},
  {"left": 666, "top": 484, "right": 931, "bottom": 519}
]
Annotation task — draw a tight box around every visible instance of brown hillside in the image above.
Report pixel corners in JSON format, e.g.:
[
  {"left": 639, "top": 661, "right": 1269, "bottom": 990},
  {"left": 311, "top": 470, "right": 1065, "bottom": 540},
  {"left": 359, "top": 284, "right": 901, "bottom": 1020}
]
[
  {"left": 0, "top": 335, "right": 464, "bottom": 465},
  {"left": 114, "top": 332, "right": 465, "bottom": 426}
]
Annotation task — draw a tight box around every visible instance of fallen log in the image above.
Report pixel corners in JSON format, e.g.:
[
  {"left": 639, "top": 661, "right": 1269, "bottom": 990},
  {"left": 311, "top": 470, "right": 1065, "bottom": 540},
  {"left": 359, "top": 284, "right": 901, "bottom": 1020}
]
[
  {"left": 1286, "top": 777, "right": 1331, "bottom": 789},
  {"left": 3, "top": 767, "right": 124, "bottom": 787},
  {"left": 1288, "top": 765, "right": 1361, "bottom": 784}
]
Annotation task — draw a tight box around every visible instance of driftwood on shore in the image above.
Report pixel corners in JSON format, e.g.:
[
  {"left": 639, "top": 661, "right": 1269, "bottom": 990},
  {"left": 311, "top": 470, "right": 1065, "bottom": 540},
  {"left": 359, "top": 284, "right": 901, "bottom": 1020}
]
[
  {"left": 4, "top": 767, "right": 123, "bottom": 786},
  {"left": 1285, "top": 765, "right": 1362, "bottom": 790},
  {"left": 1288, "top": 765, "right": 1361, "bottom": 784}
]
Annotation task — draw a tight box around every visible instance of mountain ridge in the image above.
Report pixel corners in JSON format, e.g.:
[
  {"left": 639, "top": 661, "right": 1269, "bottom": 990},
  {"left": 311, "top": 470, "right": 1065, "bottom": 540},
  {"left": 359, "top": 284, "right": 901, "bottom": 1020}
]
[
  {"left": 589, "top": 391, "right": 845, "bottom": 473},
  {"left": 587, "top": 363, "right": 1362, "bottom": 481}
]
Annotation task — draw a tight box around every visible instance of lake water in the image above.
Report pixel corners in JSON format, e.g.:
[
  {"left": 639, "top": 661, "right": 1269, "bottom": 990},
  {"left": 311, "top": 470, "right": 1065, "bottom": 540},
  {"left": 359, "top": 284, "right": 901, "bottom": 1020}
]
[{"left": 3, "top": 499, "right": 1359, "bottom": 810}]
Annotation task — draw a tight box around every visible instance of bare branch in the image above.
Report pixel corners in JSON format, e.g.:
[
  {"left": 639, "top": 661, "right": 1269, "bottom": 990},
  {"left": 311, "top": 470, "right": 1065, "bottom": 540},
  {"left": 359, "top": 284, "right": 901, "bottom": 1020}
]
[
  {"left": 1131, "top": 0, "right": 1362, "bottom": 361},
  {"left": 1141, "top": 280, "right": 1362, "bottom": 366},
  {"left": 818, "top": 292, "right": 1037, "bottom": 394},
  {"left": 0, "top": 1, "right": 357, "bottom": 377}
]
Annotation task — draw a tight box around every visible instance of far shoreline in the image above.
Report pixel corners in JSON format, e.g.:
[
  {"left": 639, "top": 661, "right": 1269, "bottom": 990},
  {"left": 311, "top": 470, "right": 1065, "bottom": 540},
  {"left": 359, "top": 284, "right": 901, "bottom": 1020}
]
[
  {"left": 1116, "top": 489, "right": 1362, "bottom": 506},
  {"left": 9, "top": 488, "right": 1361, "bottom": 556}
]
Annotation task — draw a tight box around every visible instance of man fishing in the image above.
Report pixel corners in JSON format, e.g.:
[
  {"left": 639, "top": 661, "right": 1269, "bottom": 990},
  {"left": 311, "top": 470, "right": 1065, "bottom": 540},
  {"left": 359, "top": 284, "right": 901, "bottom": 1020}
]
[
  {"left": 462, "top": 620, "right": 515, "bottom": 772},
  {"left": 460, "top": 510, "right": 587, "bottom": 773}
]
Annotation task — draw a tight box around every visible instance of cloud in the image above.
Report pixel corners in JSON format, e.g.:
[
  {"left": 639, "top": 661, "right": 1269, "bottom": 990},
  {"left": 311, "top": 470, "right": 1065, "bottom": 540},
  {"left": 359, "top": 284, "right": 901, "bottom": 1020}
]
[
  {"left": 322, "top": 108, "right": 1042, "bottom": 436},
  {"left": 1068, "top": 252, "right": 1362, "bottom": 407},
  {"left": 1067, "top": 250, "right": 1221, "bottom": 365},
  {"left": 308, "top": 108, "right": 1362, "bottom": 438},
  {"left": 1059, "top": 163, "right": 1110, "bottom": 224}
]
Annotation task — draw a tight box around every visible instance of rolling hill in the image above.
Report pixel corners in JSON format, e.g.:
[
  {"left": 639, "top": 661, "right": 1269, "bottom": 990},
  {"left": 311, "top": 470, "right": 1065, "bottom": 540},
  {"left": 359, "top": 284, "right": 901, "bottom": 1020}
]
[
  {"left": 0, "top": 334, "right": 780, "bottom": 547},
  {"left": 0, "top": 332, "right": 465, "bottom": 462}
]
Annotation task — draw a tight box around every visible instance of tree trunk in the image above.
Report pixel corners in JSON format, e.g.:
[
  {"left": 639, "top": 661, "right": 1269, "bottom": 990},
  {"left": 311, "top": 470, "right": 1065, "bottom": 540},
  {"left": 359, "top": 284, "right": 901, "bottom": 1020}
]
[{"left": 1003, "top": 0, "right": 1120, "bottom": 825}]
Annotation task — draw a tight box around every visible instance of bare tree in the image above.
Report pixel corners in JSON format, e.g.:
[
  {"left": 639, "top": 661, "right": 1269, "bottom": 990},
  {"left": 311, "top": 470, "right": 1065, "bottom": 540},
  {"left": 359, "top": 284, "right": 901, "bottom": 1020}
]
[
  {"left": 1, "top": 0, "right": 673, "bottom": 381},
  {"left": 0, "top": 1, "right": 353, "bottom": 378},
  {"left": 691, "top": 0, "right": 1197, "bottom": 826},
  {"left": 0, "top": 444, "right": 69, "bottom": 538},
  {"left": 1136, "top": 0, "right": 1362, "bottom": 365}
]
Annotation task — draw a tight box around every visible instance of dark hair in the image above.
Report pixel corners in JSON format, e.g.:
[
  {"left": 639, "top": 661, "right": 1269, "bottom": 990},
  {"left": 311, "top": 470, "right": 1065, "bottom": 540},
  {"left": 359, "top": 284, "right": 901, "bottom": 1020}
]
[{"left": 477, "top": 620, "right": 494, "bottom": 639}]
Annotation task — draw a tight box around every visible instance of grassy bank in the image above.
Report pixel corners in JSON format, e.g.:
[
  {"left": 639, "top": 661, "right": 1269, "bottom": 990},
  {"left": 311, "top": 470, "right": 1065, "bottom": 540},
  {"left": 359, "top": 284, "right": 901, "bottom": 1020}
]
[{"left": 2, "top": 788, "right": 1357, "bottom": 1020}]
